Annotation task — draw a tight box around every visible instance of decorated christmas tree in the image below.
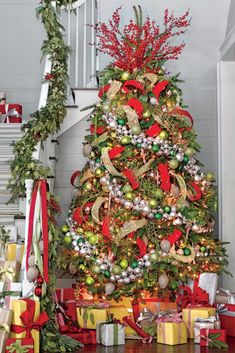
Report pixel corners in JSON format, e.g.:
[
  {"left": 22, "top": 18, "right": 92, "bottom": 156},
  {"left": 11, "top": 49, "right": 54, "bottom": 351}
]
[{"left": 59, "top": 7, "right": 228, "bottom": 300}]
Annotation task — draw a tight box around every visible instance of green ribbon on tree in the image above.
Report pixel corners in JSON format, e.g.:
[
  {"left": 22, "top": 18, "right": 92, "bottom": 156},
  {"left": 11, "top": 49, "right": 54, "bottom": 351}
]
[{"left": 6, "top": 341, "right": 34, "bottom": 353}]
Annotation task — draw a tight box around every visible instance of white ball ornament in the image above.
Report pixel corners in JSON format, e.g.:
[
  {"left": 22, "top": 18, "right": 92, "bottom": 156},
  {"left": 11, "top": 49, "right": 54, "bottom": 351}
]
[
  {"left": 160, "top": 239, "right": 171, "bottom": 253},
  {"left": 144, "top": 260, "right": 151, "bottom": 267},
  {"left": 158, "top": 273, "right": 169, "bottom": 289},
  {"left": 26, "top": 267, "right": 39, "bottom": 283},
  {"left": 28, "top": 255, "right": 35, "bottom": 268},
  {"left": 83, "top": 144, "right": 92, "bottom": 157},
  {"left": 150, "top": 97, "right": 157, "bottom": 105},
  {"left": 176, "top": 153, "right": 184, "bottom": 162},
  {"left": 110, "top": 275, "right": 116, "bottom": 283},
  {"left": 123, "top": 277, "right": 131, "bottom": 285},
  {"left": 105, "top": 282, "right": 115, "bottom": 295}
]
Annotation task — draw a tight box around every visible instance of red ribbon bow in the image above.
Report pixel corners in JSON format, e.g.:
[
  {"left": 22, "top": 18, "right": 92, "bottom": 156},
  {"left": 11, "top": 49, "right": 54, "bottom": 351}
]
[
  {"left": 176, "top": 285, "right": 209, "bottom": 310},
  {"left": 11, "top": 299, "right": 49, "bottom": 338}
]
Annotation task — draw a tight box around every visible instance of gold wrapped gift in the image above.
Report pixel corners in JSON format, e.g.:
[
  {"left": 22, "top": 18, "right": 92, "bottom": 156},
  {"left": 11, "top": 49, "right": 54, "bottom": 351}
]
[
  {"left": 107, "top": 306, "right": 136, "bottom": 337},
  {"left": 0, "top": 261, "right": 20, "bottom": 283},
  {"left": 0, "top": 308, "right": 13, "bottom": 353},
  {"left": 157, "top": 322, "right": 187, "bottom": 345},
  {"left": 10, "top": 300, "right": 40, "bottom": 353},
  {"left": 6, "top": 244, "right": 25, "bottom": 264},
  {"left": 76, "top": 307, "right": 108, "bottom": 329},
  {"left": 182, "top": 307, "right": 216, "bottom": 339}
]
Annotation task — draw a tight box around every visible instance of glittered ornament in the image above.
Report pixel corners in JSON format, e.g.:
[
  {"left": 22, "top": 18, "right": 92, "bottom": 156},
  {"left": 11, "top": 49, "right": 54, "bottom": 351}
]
[
  {"left": 26, "top": 267, "right": 39, "bottom": 283},
  {"left": 61, "top": 225, "right": 70, "bottom": 233},
  {"left": 37, "top": 274, "right": 44, "bottom": 285},
  {"left": 104, "top": 270, "right": 111, "bottom": 278},
  {"left": 169, "top": 159, "right": 179, "bottom": 169},
  {"left": 206, "top": 172, "right": 215, "bottom": 182},
  {"left": 159, "top": 130, "right": 168, "bottom": 140},
  {"left": 34, "top": 286, "right": 42, "bottom": 297},
  {"left": 131, "top": 124, "right": 141, "bottom": 135},
  {"left": 152, "top": 144, "right": 160, "bottom": 152},
  {"left": 85, "top": 276, "right": 95, "bottom": 286},
  {"left": 183, "top": 247, "right": 191, "bottom": 256},
  {"left": 122, "top": 184, "right": 133, "bottom": 193},
  {"left": 124, "top": 192, "right": 134, "bottom": 201},
  {"left": 121, "top": 71, "right": 131, "bottom": 81},
  {"left": 88, "top": 234, "right": 98, "bottom": 245},
  {"left": 158, "top": 273, "right": 169, "bottom": 289},
  {"left": 105, "top": 282, "right": 115, "bottom": 294},
  {"left": 95, "top": 168, "right": 104, "bottom": 177},
  {"left": 200, "top": 245, "right": 207, "bottom": 253},
  {"left": 143, "top": 109, "right": 151, "bottom": 118},
  {"left": 120, "top": 136, "right": 131, "bottom": 145},
  {"left": 83, "top": 144, "right": 92, "bottom": 157},
  {"left": 154, "top": 213, "right": 162, "bottom": 220},
  {"left": 160, "top": 239, "right": 171, "bottom": 253},
  {"left": 63, "top": 235, "right": 72, "bottom": 246},
  {"left": 149, "top": 199, "right": 158, "bottom": 208},
  {"left": 28, "top": 255, "right": 35, "bottom": 268},
  {"left": 112, "top": 265, "right": 122, "bottom": 275},
  {"left": 153, "top": 188, "right": 164, "bottom": 199},
  {"left": 130, "top": 260, "right": 138, "bottom": 268},
  {"left": 91, "top": 265, "right": 101, "bottom": 274},
  {"left": 120, "top": 259, "right": 129, "bottom": 269}
]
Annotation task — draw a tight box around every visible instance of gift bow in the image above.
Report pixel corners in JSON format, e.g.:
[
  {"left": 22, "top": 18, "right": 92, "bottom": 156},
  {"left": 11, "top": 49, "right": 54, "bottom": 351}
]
[
  {"left": 11, "top": 299, "right": 49, "bottom": 338},
  {"left": 156, "top": 312, "right": 182, "bottom": 324},
  {"left": 6, "top": 341, "right": 33, "bottom": 353},
  {"left": 76, "top": 300, "right": 111, "bottom": 308},
  {"left": 0, "top": 323, "right": 10, "bottom": 333},
  {"left": 0, "top": 264, "right": 15, "bottom": 282},
  {"left": 176, "top": 285, "right": 209, "bottom": 309}
]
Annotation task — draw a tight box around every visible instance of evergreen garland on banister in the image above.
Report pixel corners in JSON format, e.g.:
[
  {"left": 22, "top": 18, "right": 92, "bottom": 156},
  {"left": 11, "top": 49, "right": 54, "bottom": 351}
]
[{"left": 8, "top": 1, "right": 82, "bottom": 352}]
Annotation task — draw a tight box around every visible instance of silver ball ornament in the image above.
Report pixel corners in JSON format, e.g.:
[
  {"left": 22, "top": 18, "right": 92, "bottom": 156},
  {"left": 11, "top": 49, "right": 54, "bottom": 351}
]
[
  {"left": 28, "top": 255, "right": 35, "bottom": 268},
  {"left": 160, "top": 239, "right": 171, "bottom": 253},
  {"left": 83, "top": 144, "right": 92, "bottom": 157},
  {"left": 26, "top": 267, "right": 39, "bottom": 283},
  {"left": 123, "top": 277, "right": 131, "bottom": 285},
  {"left": 105, "top": 282, "right": 115, "bottom": 295}
]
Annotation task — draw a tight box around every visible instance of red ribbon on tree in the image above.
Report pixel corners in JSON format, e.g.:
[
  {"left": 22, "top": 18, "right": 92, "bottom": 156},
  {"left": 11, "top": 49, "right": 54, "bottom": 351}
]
[
  {"left": 176, "top": 284, "right": 209, "bottom": 310},
  {"left": 90, "top": 125, "right": 106, "bottom": 135},
  {"left": 98, "top": 84, "right": 110, "bottom": 98},
  {"left": 26, "top": 179, "right": 49, "bottom": 283},
  {"left": 128, "top": 232, "right": 147, "bottom": 258},
  {"left": 73, "top": 202, "right": 94, "bottom": 225},
  {"left": 167, "top": 229, "right": 182, "bottom": 245},
  {"left": 102, "top": 215, "right": 112, "bottom": 241},
  {"left": 188, "top": 182, "right": 202, "bottom": 201},
  {"left": 70, "top": 171, "right": 81, "bottom": 187},
  {"left": 11, "top": 299, "right": 49, "bottom": 337},
  {"left": 171, "top": 107, "right": 193, "bottom": 130},
  {"left": 146, "top": 122, "right": 162, "bottom": 137},
  {"left": 122, "top": 169, "right": 139, "bottom": 190},
  {"left": 122, "top": 80, "right": 145, "bottom": 93},
  {"left": 108, "top": 146, "right": 125, "bottom": 159},
  {"left": 127, "top": 98, "right": 144, "bottom": 116},
  {"left": 158, "top": 163, "right": 171, "bottom": 192},
  {"left": 152, "top": 80, "right": 169, "bottom": 100}
]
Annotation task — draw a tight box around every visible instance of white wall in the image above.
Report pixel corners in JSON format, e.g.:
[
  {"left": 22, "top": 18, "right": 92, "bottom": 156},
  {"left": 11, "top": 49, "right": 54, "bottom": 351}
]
[{"left": 0, "top": 0, "right": 44, "bottom": 120}]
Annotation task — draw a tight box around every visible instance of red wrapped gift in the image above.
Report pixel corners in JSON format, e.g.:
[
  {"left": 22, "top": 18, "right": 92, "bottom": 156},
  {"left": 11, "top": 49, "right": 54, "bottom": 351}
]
[
  {"left": 0, "top": 104, "right": 22, "bottom": 123},
  {"left": 219, "top": 304, "right": 235, "bottom": 336},
  {"left": 55, "top": 288, "right": 78, "bottom": 333},
  {"left": 66, "top": 329, "right": 96, "bottom": 345},
  {"left": 6, "top": 338, "right": 34, "bottom": 353},
  {"left": 200, "top": 329, "right": 227, "bottom": 348}
]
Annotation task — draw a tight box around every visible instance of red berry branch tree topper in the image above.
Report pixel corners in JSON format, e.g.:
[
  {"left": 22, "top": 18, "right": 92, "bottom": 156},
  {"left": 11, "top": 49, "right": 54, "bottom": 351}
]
[{"left": 93, "top": 6, "right": 190, "bottom": 71}]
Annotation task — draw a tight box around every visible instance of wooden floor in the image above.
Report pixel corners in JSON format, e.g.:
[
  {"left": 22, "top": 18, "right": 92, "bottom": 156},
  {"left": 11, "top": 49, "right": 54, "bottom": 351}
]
[{"left": 81, "top": 337, "right": 235, "bottom": 352}]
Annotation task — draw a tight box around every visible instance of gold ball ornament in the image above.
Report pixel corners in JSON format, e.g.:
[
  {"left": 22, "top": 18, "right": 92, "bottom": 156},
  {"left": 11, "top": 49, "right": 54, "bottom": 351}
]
[
  {"left": 121, "top": 71, "right": 131, "bottom": 81},
  {"left": 131, "top": 124, "right": 141, "bottom": 135},
  {"left": 61, "top": 225, "right": 70, "bottom": 233},
  {"left": 159, "top": 130, "right": 169, "bottom": 140},
  {"left": 83, "top": 181, "right": 93, "bottom": 191},
  {"left": 95, "top": 168, "right": 104, "bottom": 177},
  {"left": 85, "top": 276, "right": 95, "bottom": 286},
  {"left": 124, "top": 192, "right": 134, "bottom": 201},
  {"left": 149, "top": 199, "right": 158, "bottom": 208},
  {"left": 143, "top": 109, "right": 151, "bottom": 118},
  {"left": 169, "top": 159, "right": 179, "bottom": 169}
]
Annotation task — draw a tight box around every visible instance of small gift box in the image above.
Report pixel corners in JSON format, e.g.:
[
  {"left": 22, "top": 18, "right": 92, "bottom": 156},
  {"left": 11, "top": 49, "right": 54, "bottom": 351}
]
[
  {"left": 216, "top": 288, "right": 235, "bottom": 304},
  {"left": 0, "top": 308, "right": 13, "bottom": 353},
  {"left": 96, "top": 322, "right": 125, "bottom": 346},
  {"left": 200, "top": 329, "right": 227, "bottom": 348},
  {"left": 194, "top": 317, "right": 217, "bottom": 343},
  {"left": 5, "top": 338, "right": 34, "bottom": 353},
  {"left": 219, "top": 303, "right": 235, "bottom": 336},
  {"left": 76, "top": 306, "right": 108, "bottom": 330},
  {"left": 182, "top": 307, "right": 216, "bottom": 338},
  {"left": 0, "top": 104, "right": 22, "bottom": 124},
  {"left": 6, "top": 244, "right": 24, "bottom": 264},
  {"left": 10, "top": 299, "right": 49, "bottom": 353},
  {"left": 157, "top": 313, "right": 187, "bottom": 346},
  {"left": 0, "top": 261, "right": 20, "bottom": 283},
  {"left": 55, "top": 288, "right": 78, "bottom": 333}
]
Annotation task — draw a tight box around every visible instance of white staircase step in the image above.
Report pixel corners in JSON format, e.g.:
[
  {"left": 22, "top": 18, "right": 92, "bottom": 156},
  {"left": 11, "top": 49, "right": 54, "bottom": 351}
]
[
  {"left": 0, "top": 214, "right": 15, "bottom": 225},
  {"left": 0, "top": 136, "right": 22, "bottom": 143},
  {"left": 0, "top": 203, "right": 19, "bottom": 215},
  {"left": 0, "top": 154, "right": 14, "bottom": 162},
  {"left": 0, "top": 123, "right": 22, "bottom": 130}
]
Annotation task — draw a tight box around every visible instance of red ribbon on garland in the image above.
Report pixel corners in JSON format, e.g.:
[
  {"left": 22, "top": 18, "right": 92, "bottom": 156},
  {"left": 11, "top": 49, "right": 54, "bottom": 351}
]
[
  {"left": 122, "top": 169, "right": 139, "bottom": 190},
  {"left": 11, "top": 299, "right": 49, "bottom": 338},
  {"left": 73, "top": 202, "right": 94, "bottom": 225},
  {"left": 166, "top": 229, "right": 182, "bottom": 245},
  {"left": 26, "top": 179, "right": 49, "bottom": 283},
  {"left": 152, "top": 80, "right": 169, "bottom": 100},
  {"left": 128, "top": 232, "right": 147, "bottom": 258},
  {"left": 122, "top": 80, "right": 145, "bottom": 93},
  {"left": 171, "top": 107, "right": 193, "bottom": 130},
  {"left": 102, "top": 215, "right": 112, "bottom": 241},
  {"left": 108, "top": 146, "right": 125, "bottom": 159},
  {"left": 188, "top": 182, "right": 202, "bottom": 201},
  {"left": 146, "top": 122, "right": 162, "bottom": 137},
  {"left": 98, "top": 84, "right": 110, "bottom": 98},
  {"left": 158, "top": 163, "right": 171, "bottom": 192},
  {"left": 127, "top": 98, "right": 144, "bottom": 116},
  {"left": 90, "top": 125, "right": 106, "bottom": 135},
  {"left": 70, "top": 171, "right": 81, "bottom": 187}
]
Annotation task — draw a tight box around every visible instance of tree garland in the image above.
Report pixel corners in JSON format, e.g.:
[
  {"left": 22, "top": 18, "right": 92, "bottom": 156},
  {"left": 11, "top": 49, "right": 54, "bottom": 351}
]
[{"left": 8, "top": 1, "right": 81, "bottom": 352}]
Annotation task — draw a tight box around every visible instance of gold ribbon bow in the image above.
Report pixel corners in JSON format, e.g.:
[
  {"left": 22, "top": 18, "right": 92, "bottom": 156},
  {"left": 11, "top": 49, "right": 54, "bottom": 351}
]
[
  {"left": 0, "top": 323, "right": 10, "bottom": 333},
  {"left": 0, "top": 264, "right": 15, "bottom": 282}
]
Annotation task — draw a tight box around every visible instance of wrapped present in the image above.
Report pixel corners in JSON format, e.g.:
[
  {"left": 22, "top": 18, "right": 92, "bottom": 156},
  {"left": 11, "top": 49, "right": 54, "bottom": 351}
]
[
  {"left": 76, "top": 306, "right": 108, "bottom": 330},
  {"left": 0, "top": 104, "right": 22, "bottom": 124},
  {"left": 10, "top": 299, "right": 49, "bottom": 353},
  {"left": 3, "top": 283, "right": 22, "bottom": 309},
  {"left": 0, "top": 92, "right": 6, "bottom": 105},
  {"left": 96, "top": 322, "right": 125, "bottom": 346},
  {"left": 5, "top": 338, "right": 34, "bottom": 353},
  {"left": 216, "top": 288, "right": 235, "bottom": 304},
  {"left": 6, "top": 244, "right": 24, "bottom": 264},
  {"left": 55, "top": 288, "right": 78, "bottom": 333},
  {"left": 123, "top": 316, "right": 152, "bottom": 342},
  {"left": 200, "top": 329, "right": 227, "bottom": 348},
  {"left": 0, "top": 261, "right": 20, "bottom": 283},
  {"left": 107, "top": 305, "right": 136, "bottom": 337},
  {"left": 3, "top": 227, "right": 17, "bottom": 244},
  {"left": 194, "top": 317, "right": 217, "bottom": 343},
  {"left": 109, "top": 296, "right": 133, "bottom": 313},
  {"left": 157, "top": 313, "right": 187, "bottom": 345},
  {"left": 182, "top": 306, "right": 216, "bottom": 338},
  {"left": 0, "top": 308, "right": 13, "bottom": 353},
  {"left": 66, "top": 330, "right": 96, "bottom": 345},
  {"left": 139, "top": 299, "right": 177, "bottom": 316},
  {"left": 188, "top": 273, "right": 218, "bottom": 305},
  {"left": 218, "top": 303, "right": 235, "bottom": 336},
  {"left": 176, "top": 284, "right": 209, "bottom": 310}
]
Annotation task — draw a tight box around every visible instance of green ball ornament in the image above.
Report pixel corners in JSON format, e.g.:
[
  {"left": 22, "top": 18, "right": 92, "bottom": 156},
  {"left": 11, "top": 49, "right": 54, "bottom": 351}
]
[
  {"left": 183, "top": 247, "right": 192, "bottom": 256},
  {"left": 95, "top": 158, "right": 101, "bottom": 163},
  {"left": 85, "top": 276, "right": 95, "bottom": 286},
  {"left": 77, "top": 237, "right": 85, "bottom": 245},
  {"left": 169, "top": 159, "right": 179, "bottom": 169},
  {"left": 170, "top": 150, "right": 176, "bottom": 157},
  {"left": 61, "top": 225, "right": 70, "bottom": 234},
  {"left": 112, "top": 265, "right": 122, "bottom": 275},
  {"left": 200, "top": 245, "right": 207, "bottom": 253},
  {"left": 120, "top": 259, "right": 129, "bottom": 269},
  {"left": 121, "top": 71, "right": 131, "bottom": 81},
  {"left": 163, "top": 205, "right": 171, "bottom": 213},
  {"left": 153, "top": 188, "right": 164, "bottom": 199},
  {"left": 130, "top": 260, "right": 138, "bottom": 269},
  {"left": 154, "top": 213, "right": 162, "bottom": 220},
  {"left": 183, "top": 155, "right": 189, "bottom": 163},
  {"left": 91, "top": 265, "right": 101, "bottom": 274},
  {"left": 88, "top": 234, "right": 98, "bottom": 245},
  {"left": 152, "top": 145, "right": 159, "bottom": 153},
  {"left": 63, "top": 235, "right": 72, "bottom": 246},
  {"left": 185, "top": 147, "right": 195, "bottom": 157},
  {"left": 95, "top": 168, "right": 104, "bottom": 177},
  {"left": 149, "top": 199, "right": 158, "bottom": 208},
  {"left": 137, "top": 143, "right": 142, "bottom": 148},
  {"left": 122, "top": 184, "right": 133, "bottom": 193},
  {"left": 85, "top": 231, "right": 94, "bottom": 238},
  {"left": 159, "top": 130, "right": 169, "bottom": 140},
  {"left": 117, "top": 118, "right": 126, "bottom": 126},
  {"left": 131, "top": 124, "right": 141, "bottom": 135},
  {"left": 206, "top": 172, "right": 215, "bottom": 182},
  {"left": 124, "top": 192, "right": 134, "bottom": 201},
  {"left": 149, "top": 252, "right": 158, "bottom": 262},
  {"left": 120, "top": 136, "right": 131, "bottom": 145},
  {"left": 143, "top": 109, "right": 151, "bottom": 118},
  {"left": 104, "top": 270, "right": 111, "bottom": 278}
]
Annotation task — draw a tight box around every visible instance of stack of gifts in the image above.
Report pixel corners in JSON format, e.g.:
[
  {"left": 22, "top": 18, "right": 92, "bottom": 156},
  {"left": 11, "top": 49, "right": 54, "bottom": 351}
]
[{"left": 0, "top": 94, "right": 22, "bottom": 123}]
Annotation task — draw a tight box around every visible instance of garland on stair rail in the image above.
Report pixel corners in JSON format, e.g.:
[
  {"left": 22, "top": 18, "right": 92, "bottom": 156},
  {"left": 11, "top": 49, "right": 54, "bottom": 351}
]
[{"left": 8, "top": 1, "right": 82, "bottom": 352}]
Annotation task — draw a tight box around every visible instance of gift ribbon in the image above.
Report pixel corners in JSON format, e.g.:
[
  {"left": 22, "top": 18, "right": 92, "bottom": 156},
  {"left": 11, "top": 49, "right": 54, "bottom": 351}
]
[
  {"left": 90, "top": 125, "right": 106, "bottom": 135},
  {"left": 108, "top": 146, "right": 125, "bottom": 159},
  {"left": 188, "top": 182, "right": 202, "bottom": 202},
  {"left": 26, "top": 179, "right": 49, "bottom": 283},
  {"left": 176, "top": 285, "right": 209, "bottom": 310},
  {"left": 11, "top": 299, "right": 49, "bottom": 338},
  {"left": 102, "top": 215, "right": 112, "bottom": 241},
  {"left": 166, "top": 229, "right": 182, "bottom": 245},
  {"left": 73, "top": 202, "right": 94, "bottom": 225},
  {"left": 158, "top": 163, "right": 171, "bottom": 192},
  {"left": 128, "top": 232, "right": 147, "bottom": 257},
  {"left": 98, "top": 84, "right": 110, "bottom": 98},
  {"left": 122, "top": 169, "right": 139, "bottom": 190},
  {"left": 171, "top": 107, "right": 193, "bottom": 130},
  {"left": 127, "top": 98, "right": 144, "bottom": 117},
  {"left": 0, "top": 264, "right": 15, "bottom": 282},
  {"left": 6, "top": 341, "right": 34, "bottom": 353},
  {"left": 70, "top": 171, "right": 81, "bottom": 187},
  {"left": 152, "top": 80, "right": 169, "bottom": 100},
  {"left": 146, "top": 122, "right": 162, "bottom": 137},
  {"left": 122, "top": 80, "right": 145, "bottom": 93},
  {"left": 0, "top": 323, "right": 10, "bottom": 333},
  {"left": 55, "top": 289, "right": 78, "bottom": 333}
]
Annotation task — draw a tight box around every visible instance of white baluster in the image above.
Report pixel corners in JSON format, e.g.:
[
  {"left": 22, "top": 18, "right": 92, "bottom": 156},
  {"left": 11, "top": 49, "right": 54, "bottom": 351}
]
[
  {"left": 91, "top": 0, "right": 96, "bottom": 86},
  {"left": 83, "top": 1, "right": 87, "bottom": 87},
  {"left": 75, "top": 6, "right": 79, "bottom": 88}
]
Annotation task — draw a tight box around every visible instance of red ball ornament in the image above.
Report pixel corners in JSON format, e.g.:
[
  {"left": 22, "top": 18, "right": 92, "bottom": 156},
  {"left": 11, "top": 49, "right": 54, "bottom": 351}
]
[
  {"left": 37, "top": 275, "right": 44, "bottom": 285},
  {"left": 34, "top": 286, "right": 42, "bottom": 297}
]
